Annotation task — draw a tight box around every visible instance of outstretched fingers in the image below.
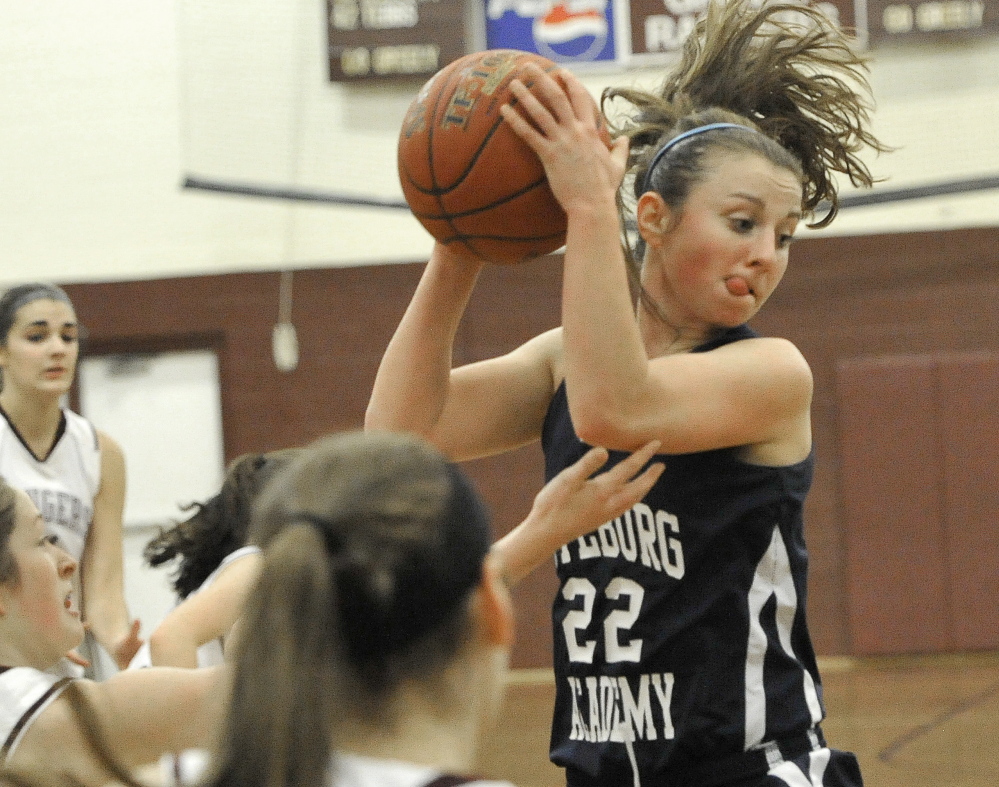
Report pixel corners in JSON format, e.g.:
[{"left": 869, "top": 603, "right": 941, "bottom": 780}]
[
  {"left": 539, "top": 439, "right": 664, "bottom": 531},
  {"left": 493, "top": 441, "right": 664, "bottom": 585},
  {"left": 560, "top": 67, "right": 606, "bottom": 131},
  {"left": 501, "top": 64, "right": 601, "bottom": 143},
  {"left": 500, "top": 78, "right": 559, "bottom": 150},
  {"left": 586, "top": 440, "right": 664, "bottom": 518},
  {"left": 501, "top": 64, "right": 624, "bottom": 209}
]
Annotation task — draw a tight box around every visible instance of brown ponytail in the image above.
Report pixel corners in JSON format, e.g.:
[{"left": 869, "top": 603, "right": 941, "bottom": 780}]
[
  {"left": 206, "top": 431, "right": 492, "bottom": 787},
  {"left": 209, "top": 525, "right": 338, "bottom": 787}
]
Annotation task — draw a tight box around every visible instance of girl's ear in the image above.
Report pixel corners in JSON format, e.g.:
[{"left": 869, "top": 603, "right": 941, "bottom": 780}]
[
  {"left": 636, "top": 191, "right": 673, "bottom": 248},
  {"left": 475, "top": 555, "right": 515, "bottom": 649}
]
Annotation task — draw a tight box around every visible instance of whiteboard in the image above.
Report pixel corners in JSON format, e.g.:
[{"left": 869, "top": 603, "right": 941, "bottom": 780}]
[{"left": 78, "top": 349, "right": 225, "bottom": 529}]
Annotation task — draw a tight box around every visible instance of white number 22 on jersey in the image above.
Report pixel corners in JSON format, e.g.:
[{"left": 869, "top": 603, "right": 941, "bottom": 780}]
[{"left": 561, "top": 577, "right": 644, "bottom": 663}]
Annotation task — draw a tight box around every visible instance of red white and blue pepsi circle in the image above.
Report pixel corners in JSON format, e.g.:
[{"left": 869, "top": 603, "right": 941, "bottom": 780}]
[{"left": 485, "top": 0, "right": 617, "bottom": 63}]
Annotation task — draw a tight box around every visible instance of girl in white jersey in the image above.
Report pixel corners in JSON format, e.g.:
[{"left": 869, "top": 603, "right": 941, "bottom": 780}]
[
  {"left": 0, "top": 474, "right": 222, "bottom": 786},
  {"left": 0, "top": 283, "right": 140, "bottom": 674}
]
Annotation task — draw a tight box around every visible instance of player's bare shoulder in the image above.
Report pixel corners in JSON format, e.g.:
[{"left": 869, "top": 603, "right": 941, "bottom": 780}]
[
  {"left": 734, "top": 337, "right": 813, "bottom": 465},
  {"left": 747, "top": 336, "right": 812, "bottom": 401},
  {"left": 523, "top": 326, "right": 566, "bottom": 391}
]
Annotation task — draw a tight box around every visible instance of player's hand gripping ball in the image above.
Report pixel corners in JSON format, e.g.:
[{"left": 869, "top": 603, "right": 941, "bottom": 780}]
[{"left": 397, "top": 49, "right": 606, "bottom": 265}]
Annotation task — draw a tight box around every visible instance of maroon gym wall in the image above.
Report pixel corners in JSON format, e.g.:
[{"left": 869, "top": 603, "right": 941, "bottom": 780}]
[{"left": 61, "top": 225, "right": 999, "bottom": 665}]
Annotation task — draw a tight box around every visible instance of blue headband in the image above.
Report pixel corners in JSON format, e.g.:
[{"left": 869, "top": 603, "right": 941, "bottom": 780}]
[{"left": 642, "top": 122, "right": 756, "bottom": 192}]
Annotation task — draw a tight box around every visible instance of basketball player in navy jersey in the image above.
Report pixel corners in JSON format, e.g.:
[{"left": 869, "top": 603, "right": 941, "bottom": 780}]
[{"left": 366, "top": 2, "right": 889, "bottom": 785}]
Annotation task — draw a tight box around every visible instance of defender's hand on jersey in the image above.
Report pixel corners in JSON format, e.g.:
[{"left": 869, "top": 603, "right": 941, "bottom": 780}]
[{"left": 493, "top": 441, "right": 664, "bottom": 585}]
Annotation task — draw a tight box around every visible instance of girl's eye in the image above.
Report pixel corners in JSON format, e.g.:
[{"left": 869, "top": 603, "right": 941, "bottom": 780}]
[
  {"left": 40, "top": 534, "right": 59, "bottom": 547},
  {"left": 61, "top": 333, "right": 78, "bottom": 344},
  {"left": 778, "top": 234, "right": 796, "bottom": 249},
  {"left": 731, "top": 218, "right": 754, "bottom": 233}
]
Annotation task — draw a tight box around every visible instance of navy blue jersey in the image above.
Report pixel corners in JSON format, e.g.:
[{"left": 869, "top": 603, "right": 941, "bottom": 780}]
[{"left": 542, "top": 325, "right": 826, "bottom": 787}]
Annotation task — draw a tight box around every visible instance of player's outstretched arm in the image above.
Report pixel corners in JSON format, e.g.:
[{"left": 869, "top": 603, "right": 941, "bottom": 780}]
[
  {"left": 492, "top": 441, "right": 663, "bottom": 586},
  {"left": 84, "top": 431, "right": 143, "bottom": 670},
  {"left": 147, "top": 552, "right": 262, "bottom": 668},
  {"left": 364, "top": 242, "right": 484, "bottom": 443}
]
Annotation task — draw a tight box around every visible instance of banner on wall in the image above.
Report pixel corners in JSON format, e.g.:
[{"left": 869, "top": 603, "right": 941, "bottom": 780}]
[
  {"left": 485, "top": 0, "right": 619, "bottom": 63},
  {"left": 864, "top": 0, "right": 997, "bottom": 43},
  {"left": 326, "top": 0, "right": 466, "bottom": 80},
  {"left": 627, "top": 0, "right": 859, "bottom": 62},
  {"left": 327, "top": 0, "right": 998, "bottom": 80}
]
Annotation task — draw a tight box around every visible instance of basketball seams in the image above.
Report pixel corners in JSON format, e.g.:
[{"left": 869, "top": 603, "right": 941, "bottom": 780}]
[
  {"left": 398, "top": 50, "right": 570, "bottom": 264},
  {"left": 424, "top": 54, "right": 470, "bottom": 209},
  {"left": 410, "top": 177, "right": 552, "bottom": 220},
  {"left": 406, "top": 63, "right": 557, "bottom": 199}
]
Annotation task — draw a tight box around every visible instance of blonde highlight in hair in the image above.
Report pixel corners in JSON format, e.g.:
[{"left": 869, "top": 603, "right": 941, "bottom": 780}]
[
  {"left": 605, "top": 0, "right": 888, "bottom": 251},
  {"left": 210, "top": 524, "right": 338, "bottom": 787},
  {"left": 601, "top": 1, "right": 889, "bottom": 326}
]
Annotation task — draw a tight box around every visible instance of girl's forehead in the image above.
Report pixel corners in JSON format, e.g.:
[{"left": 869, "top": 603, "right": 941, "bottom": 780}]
[
  {"left": 13, "top": 298, "right": 77, "bottom": 327},
  {"left": 16, "top": 488, "right": 41, "bottom": 518},
  {"left": 696, "top": 152, "right": 803, "bottom": 205},
  {"left": 703, "top": 150, "right": 797, "bottom": 182}
]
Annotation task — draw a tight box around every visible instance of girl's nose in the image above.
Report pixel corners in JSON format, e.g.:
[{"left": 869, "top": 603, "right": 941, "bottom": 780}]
[
  {"left": 749, "top": 232, "right": 779, "bottom": 267},
  {"left": 56, "top": 547, "right": 78, "bottom": 579}
]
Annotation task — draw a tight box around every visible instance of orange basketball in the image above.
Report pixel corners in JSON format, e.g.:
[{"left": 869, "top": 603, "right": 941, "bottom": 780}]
[{"left": 397, "top": 49, "right": 570, "bottom": 265}]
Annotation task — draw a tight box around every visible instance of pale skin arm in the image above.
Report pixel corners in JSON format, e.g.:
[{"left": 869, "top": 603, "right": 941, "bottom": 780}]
[
  {"left": 12, "top": 666, "right": 225, "bottom": 780},
  {"left": 81, "top": 431, "right": 142, "bottom": 670},
  {"left": 365, "top": 241, "right": 563, "bottom": 461},
  {"left": 501, "top": 67, "right": 812, "bottom": 460},
  {"left": 491, "top": 441, "right": 664, "bottom": 585},
  {"left": 147, "top": 551, "right": 262, "bottom": 668}
]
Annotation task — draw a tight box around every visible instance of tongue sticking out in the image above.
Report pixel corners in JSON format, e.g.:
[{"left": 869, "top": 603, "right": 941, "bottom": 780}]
[{"left": 726, "top": 277, "right": 750, "bottom": 297}]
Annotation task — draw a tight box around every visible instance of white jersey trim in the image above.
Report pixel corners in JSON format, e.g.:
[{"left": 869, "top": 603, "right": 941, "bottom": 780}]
[
  {"left": 0, "top": 667, "right": 73, "bottom": 763},
  {"left": 745, "top": 526, "right": 823, "bottom": 750}
]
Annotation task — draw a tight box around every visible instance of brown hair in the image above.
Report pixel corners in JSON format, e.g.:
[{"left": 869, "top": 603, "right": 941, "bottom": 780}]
[
  {"left": 144, "top": 449, "right": 302, "bottom": 598},
  {"left": 604, "top": 0, "right": 889, "bottom": 299},
  {"left": 207, "top": 430, "right": 492, "bottom": 787}
]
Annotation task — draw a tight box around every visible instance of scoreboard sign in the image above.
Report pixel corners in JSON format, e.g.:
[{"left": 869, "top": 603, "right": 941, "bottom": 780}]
[
  {"left": 328, "top": 0, "right": 999, "bottom": 80},
  {"left": 327, "top": 0, "right": 466, "bottom": 80},
  {"left": 865, "top": 0, "right": 996, "bottom": 42}
]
